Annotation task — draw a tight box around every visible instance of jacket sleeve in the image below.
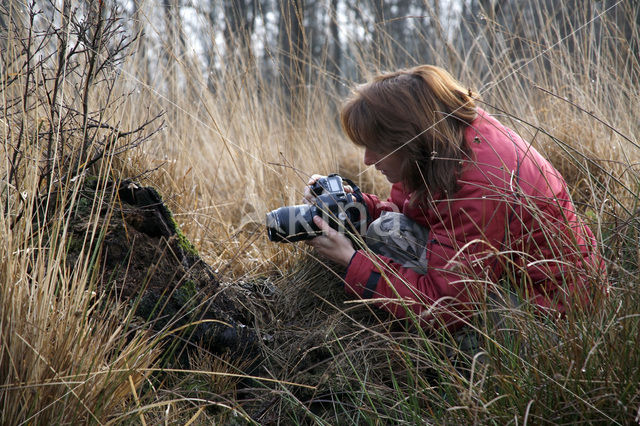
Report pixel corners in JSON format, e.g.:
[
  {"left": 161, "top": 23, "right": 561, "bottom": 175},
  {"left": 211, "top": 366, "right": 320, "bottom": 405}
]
[
  {"left": 344, "top": 188, "right": 507, "bottom": 331},
  {"left": 343, "top": 249, "right": 469, "bottom": 330}
]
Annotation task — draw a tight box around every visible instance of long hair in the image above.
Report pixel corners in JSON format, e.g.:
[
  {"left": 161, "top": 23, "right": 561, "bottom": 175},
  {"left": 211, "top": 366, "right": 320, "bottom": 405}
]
[{"left": 340, "top": 65, "right": 478, "bottom": 202}]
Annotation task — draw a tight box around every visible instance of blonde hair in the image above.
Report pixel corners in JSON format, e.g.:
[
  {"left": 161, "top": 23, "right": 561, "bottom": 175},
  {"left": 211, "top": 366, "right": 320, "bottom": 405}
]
[{"left": 340, "top": 65, "right": 478, "bottom": 201}]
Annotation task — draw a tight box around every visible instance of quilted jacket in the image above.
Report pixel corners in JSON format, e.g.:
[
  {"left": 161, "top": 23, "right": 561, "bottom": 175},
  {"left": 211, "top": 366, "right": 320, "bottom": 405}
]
[{"left": 343, "top": 108, "right": 605, "bottom": 329}]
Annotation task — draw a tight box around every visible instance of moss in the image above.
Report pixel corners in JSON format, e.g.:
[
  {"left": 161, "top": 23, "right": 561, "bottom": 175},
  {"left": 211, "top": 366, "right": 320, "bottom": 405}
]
[
  {"left": 175, "top": 280, "right": 198, "bottom": 306},
  {"left": 72, "top": 175, "right": 101, "bottom": 218},
  {"left": 164, "top": 204, "right": 199, "bottom": 257},
  {"left": 74, "top": 196, "right": 93, "bottom": 217},
  {"left": 84, "top": 175, "right": 99, "bottom": 190},
  {"left": 142, "top": 187, "right": 199, "bottom": 257},
  {"left": 175, "top": 225, "right": 199, "bottom": 257},
  {"left": 66, "top": 234, "right": 84, "bottom": 255}
]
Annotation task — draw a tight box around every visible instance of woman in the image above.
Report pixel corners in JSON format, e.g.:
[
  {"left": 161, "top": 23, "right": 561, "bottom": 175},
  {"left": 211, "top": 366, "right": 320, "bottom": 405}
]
[{"left": 307, "top": 65, "right": 606, "bottom": 331}]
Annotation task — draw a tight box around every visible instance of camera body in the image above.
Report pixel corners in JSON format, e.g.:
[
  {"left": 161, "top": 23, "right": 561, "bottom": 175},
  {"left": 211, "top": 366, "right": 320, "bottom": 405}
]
[{"left": 266, "top": 174, "right": 366, "bottom": 243}]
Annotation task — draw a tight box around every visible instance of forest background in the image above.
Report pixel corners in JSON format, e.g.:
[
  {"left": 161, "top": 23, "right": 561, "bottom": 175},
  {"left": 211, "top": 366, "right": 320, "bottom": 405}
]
[{"left": 1, "top": 0, "right": 639, "bottom": 424}]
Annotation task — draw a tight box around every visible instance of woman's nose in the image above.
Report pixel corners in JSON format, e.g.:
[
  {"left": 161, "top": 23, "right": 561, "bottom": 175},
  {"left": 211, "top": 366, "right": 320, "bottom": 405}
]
[{"left": 363, "top": 148, "right": 377, "bottom": 166}]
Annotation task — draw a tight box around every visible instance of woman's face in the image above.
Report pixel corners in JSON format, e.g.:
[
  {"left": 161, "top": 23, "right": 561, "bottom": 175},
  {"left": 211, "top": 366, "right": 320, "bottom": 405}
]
[{"left": 363, "top": 147, "right": 404, "bottom": 183}]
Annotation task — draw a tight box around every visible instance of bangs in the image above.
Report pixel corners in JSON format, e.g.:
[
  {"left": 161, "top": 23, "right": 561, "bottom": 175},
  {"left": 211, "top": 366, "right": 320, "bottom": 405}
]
[{"left": 340, "top": 96, "right": 384, "bottom": 150}]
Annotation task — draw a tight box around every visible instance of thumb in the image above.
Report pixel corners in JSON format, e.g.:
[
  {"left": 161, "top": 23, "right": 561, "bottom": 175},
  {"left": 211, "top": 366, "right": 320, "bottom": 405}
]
[{"left": 313, "top": 215, "right": 333, "bottom": 233}]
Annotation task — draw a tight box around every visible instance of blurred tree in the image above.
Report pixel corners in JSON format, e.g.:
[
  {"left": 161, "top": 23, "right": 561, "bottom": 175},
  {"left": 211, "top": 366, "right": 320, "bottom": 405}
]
[
  {"left": 83, "top": 0, "right": 638, "bottom": 114},
  {"left": 371, "top": 0, "right": 385, "bottom": 68},
  {"left": 613, "top": 0, "right": 640, "bottom": 68},
  {"left": 162, "top": 0, "right": 179, "bottom": 110},
  {"left": 224, "top": 0, "right": 256, "bottom": 63},
  {"left": 328, "top": 0, "right": 342, "bottom": 88},
  {"left": 0, "top": 5, "right": 7, "bottom": 38},
  {"left": 131, "top": 0, "right": 151, "bottom": 84},
  {"left": 389, "top": 0, "right": 410, "bottom": 65},
  {"left": 278, "top": 0, "right": 307, "bottom": 119}
]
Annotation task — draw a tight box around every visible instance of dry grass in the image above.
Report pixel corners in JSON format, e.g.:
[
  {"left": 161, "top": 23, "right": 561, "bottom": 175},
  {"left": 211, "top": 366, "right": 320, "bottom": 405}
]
[
  {"left": 0, "top": 157, "right": 161, "bottom": 423},
  {"left": 2, "top": 0, "right": 640, "bottom": 423}
]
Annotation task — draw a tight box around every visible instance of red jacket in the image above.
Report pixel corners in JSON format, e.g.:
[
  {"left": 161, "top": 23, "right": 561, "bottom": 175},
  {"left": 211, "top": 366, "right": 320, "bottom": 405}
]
[{"left": 344, "top": 109, "right": 606, "bottom": 329}]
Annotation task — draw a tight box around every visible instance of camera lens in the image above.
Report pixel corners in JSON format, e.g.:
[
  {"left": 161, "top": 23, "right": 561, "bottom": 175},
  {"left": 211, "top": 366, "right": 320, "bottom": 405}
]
[
  {"left": 265, "top": 204, "right": 318, "bottom": 242},
  {"left": 265, "top": 210, "right": 284, "bottom": 241}
]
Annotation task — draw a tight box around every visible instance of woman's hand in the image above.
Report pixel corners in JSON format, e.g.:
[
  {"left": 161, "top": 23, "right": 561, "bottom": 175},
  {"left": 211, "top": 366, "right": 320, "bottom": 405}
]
[
  {"left": 306, "top": 216, "right": 356, "bottom": 267},
  {"left": 303, "top": 174, "right": 325, "bottom": 204},
  {"left": 303, "top": 174, "right": 354, "bottom": 205}
]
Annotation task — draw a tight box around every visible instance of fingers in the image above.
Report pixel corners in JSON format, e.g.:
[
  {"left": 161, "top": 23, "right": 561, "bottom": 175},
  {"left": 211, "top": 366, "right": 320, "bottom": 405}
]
[
  {"left": 303, "top": 174, "right": 325, "bottom": 204},
  {"left": 307, "top": 216, "right": 356, "bottom": 267},
  {"left": 303, "top": 174, "right": 353, "bottom": 204},
  {"left": 302, "top": 187, "right": 316, "bottom": 204},
  {"left": 305, "top": 217, "right": 335, "bottom": 247},
  {"left": 313, "top": 215, "right": 332, "bottom": 232},
  {"left": 307, "top": 174, "right": 324, "bottom": 185}
]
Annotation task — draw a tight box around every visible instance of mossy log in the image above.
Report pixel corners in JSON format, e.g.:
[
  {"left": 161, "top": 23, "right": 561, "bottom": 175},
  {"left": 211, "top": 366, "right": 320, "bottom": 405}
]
[{"left": 67, "top": 179, "right": 261, "bottom": 369}]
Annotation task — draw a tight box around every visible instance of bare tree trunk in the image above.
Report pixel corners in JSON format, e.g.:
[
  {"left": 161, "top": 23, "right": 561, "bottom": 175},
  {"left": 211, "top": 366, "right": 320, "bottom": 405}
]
[
  {"left": 47, "top": 0, "right": 71, "bottom": 188},
  {"left": 162, "top": 0, "right": 179, "bottom": 127},
  {"left": 131, "top": 0, "right": 150, "bottom": 85},
  {"left": 0, "top": 4, "right": 7, "bottom": 39},
  {"left": 371, "top": 0, "right": 385, "bottom": 69},
  {"left": 635, "top": 0, "right": 640, "bottom": 64},
  {"left": 390, "top": 0, "right": 409, "bottom": 65},
  {"left": 328, "top": 0, "right": 341, "bottom": 89},
  {"left": 617, "top": 0, "right": 639, "bottom": 66},
  {"left": 224, "top": 0, "right": 256, "bottom": 65},
  {"left": 278, "top": 0, "right": 306, "bottom": 121}
]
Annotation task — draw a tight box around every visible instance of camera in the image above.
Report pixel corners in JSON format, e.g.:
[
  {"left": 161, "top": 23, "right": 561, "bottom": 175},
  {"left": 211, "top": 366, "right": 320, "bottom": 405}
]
[{"left": 266, "top": 174, "right": 367, "bottom": 242}]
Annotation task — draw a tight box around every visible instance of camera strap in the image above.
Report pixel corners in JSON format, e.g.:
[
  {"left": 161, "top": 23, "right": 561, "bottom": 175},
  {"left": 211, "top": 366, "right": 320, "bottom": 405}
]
[
  {"left": 341, "top": 177, "right": 362, "bottom": 199},
  {"left": 341, "top": 176, "right": 370, "bottom": 226}
]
